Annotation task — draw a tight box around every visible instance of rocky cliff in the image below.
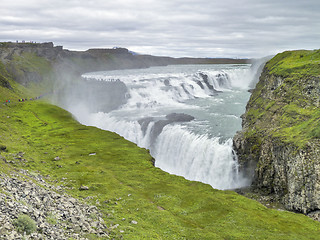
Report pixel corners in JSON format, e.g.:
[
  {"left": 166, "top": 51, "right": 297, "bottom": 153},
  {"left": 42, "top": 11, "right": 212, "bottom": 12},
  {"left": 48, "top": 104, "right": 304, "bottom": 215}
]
[{"left": 234, "top": 50, "right": 320, "bottom": 219}]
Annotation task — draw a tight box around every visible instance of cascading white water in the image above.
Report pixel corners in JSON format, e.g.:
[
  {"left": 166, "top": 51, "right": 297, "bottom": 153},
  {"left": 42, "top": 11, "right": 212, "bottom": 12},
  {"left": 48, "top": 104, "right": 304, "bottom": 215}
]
[
  {"left": 153, "top": 125, "right": 245, "bottom": 189},
  {"left": 70, "top": 64, "right": 255, "bottom": 190}
]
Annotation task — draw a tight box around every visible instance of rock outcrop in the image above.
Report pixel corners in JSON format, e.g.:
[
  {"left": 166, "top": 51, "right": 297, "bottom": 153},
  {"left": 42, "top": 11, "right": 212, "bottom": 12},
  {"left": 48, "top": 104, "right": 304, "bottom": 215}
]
[{"left": 233, "top": 50, "right": 320, "bottom": 220}]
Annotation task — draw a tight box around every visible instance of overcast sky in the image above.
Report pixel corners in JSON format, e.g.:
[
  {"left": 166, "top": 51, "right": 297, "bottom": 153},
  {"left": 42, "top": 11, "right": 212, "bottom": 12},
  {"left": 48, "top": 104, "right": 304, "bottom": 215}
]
[{"left": 0, "top": 0, "right": 319, "bottom": 58}]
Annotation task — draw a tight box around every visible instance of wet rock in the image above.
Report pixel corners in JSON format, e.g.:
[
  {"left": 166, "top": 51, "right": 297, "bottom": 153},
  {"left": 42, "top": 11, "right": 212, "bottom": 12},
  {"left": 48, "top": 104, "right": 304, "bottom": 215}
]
[
  {"left": 150, "top": 113, "right": 195, "bottom": 143},
  {"left": 138, "top": 117, "right": 154, "bottom": 135},
  {"left": 165, "top": 113, "right": 195, "bottom": 122}
]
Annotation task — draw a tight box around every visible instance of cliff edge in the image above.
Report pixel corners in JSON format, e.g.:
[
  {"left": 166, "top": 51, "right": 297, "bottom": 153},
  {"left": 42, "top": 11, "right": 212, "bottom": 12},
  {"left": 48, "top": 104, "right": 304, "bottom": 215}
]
[{"left": 234, "top": 49, "right": 320, "bottom": 219}]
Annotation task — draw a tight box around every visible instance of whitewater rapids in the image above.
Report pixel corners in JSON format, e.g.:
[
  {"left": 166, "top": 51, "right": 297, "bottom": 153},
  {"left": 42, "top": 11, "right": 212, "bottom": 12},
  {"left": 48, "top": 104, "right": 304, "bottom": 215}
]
[{"left": 66, "top": 64, "right": 259, "bottom": 190}]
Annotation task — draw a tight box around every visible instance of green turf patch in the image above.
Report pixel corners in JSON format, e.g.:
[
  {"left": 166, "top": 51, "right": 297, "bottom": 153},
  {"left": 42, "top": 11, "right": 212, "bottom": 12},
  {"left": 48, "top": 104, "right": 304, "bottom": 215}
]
[{"left": 265, "top": 49, "right": 320, "bottom": 79}]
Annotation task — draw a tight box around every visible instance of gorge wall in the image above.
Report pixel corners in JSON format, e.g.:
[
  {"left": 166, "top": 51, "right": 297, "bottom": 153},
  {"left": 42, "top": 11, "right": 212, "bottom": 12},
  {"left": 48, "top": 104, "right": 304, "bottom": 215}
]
[
  {"left": 0, "top": 42, "right": 250, "bottom": 86},
  {"left": 234, "top": 50, "right": 320, "bottom": 219}
]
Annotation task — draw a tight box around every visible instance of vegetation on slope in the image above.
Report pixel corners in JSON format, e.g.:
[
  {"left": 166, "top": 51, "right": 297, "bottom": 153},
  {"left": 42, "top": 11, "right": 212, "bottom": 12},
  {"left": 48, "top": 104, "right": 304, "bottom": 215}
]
[
  {"left": 0, "top": 61, "right": 35, "bottom": 102},
  {"left": 1, "top": 62, "right": 320, "bottom": 239},
  {"left": 243, "top": 49, "right": 320, "bottom": 147},
  {"left": 6, "top": 52, "right": 56, "bottom": 94},
  {"left": 265, "top": 49, "right": 320, "bottom": 78}
]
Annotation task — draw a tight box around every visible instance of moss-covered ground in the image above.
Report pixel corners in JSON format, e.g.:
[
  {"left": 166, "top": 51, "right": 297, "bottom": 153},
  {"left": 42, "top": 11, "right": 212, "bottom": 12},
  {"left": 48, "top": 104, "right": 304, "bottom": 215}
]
[{"left": 1, "top": 79, "right": 320, "bottom": 239}]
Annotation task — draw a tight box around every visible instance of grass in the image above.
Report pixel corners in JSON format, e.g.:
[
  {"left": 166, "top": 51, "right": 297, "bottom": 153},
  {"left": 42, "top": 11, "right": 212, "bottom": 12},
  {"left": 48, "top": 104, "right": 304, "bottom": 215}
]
[
  {"left": 0, "top": 98, "right": 319, "bottom": 239},
  {"left": 0, "top": 60, "right": 44, "bottom": 104},
  {"left": 46, "top": 212, "right": 59, "bottom": 225},
  {"left": 5, "top": 52, "right": 56, "bottom": 96},
  {"left": 265, "top": 49, "right": 320, "bottom": 78},
  {"left": 10, "top": 52, "right": 52, "bottom": 77}
]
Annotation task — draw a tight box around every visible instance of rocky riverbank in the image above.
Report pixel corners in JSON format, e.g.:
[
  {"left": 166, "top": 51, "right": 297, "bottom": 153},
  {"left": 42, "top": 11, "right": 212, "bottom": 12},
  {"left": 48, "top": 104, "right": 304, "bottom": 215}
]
[{"left": 0, "top": 167, "right": 109, "bottom": 239}]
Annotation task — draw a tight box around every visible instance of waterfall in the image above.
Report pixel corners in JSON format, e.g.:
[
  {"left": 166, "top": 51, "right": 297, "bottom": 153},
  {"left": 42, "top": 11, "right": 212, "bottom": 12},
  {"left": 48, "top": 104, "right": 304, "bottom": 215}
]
[
  {"left": 69, "top": 64, "right": 254, "bottom": 190},
  {"left": 153, "top": 125, "right": 248, "bottom": 189}
]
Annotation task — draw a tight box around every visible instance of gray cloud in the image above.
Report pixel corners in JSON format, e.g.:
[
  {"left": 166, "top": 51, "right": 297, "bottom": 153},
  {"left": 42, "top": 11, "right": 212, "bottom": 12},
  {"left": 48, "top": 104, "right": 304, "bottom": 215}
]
[{"left": 0, "top": 0, "right": 319, "bottom": 58}]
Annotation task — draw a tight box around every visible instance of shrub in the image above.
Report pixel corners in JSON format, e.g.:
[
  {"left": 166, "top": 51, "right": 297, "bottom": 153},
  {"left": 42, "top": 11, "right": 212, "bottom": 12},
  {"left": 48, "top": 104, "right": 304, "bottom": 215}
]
[
  {"left": 13, "top": 214, "right": 37, "bottom": 235},
  {"left": 0, "top": 145, "right": 6, "bottom": 151}
]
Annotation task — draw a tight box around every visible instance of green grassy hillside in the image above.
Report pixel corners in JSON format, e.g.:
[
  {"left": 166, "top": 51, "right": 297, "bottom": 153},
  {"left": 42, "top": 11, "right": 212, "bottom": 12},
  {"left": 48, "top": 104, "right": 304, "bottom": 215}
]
[
  {"left": 265, "top": 49, "right": 320, "bottom": 78},
  {"left": 1, "top": 82, "right": 320, "bottom": 239},
  {"left": 244, "top": 49, "right": 320, "bottom": 146}
]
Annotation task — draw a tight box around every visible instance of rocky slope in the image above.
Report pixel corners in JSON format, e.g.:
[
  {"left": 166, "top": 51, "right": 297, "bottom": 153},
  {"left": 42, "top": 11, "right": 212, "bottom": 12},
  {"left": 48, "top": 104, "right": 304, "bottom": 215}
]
[
  {"left": 233, "top": 49, "right": 320, "bottom": 220},
  {"left": 0, "top": 166, "right": 109, "bottom": 239}
]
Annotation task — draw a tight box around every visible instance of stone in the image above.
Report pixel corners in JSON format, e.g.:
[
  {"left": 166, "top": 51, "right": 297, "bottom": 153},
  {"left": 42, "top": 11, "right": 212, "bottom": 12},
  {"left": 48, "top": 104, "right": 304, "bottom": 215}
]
[
  {"left": 3, "top": 222, "right": 13, "bottom": 230},
  {"left": 130, "top": 220, "right": 138, "bottom": 225},
  {"left": 308, "top": 210, "right": 320, "bottom": 222},
  {"left": 53, "top": 156, "right": 61, "bottom": 161},
  {"left": 79, "top": 185, "right": 89, "bottom": 191},
  {"left": 0, "top": 155, "right": 6, "bottom": 163}
]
